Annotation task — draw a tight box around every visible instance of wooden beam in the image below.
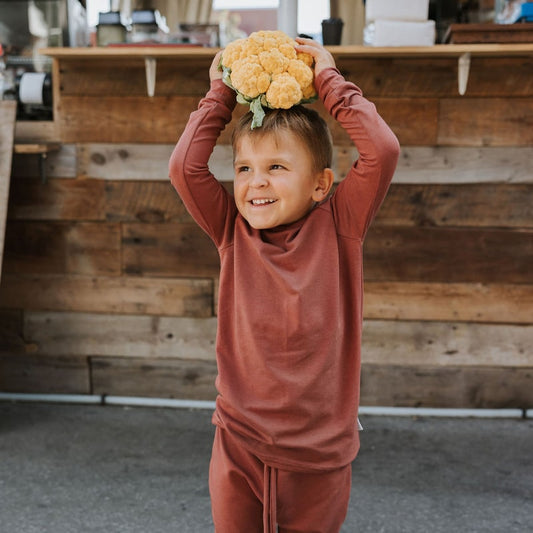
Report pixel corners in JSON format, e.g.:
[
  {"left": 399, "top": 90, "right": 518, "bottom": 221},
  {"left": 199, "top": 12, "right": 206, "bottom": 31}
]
[
  {"left": 91, "top": 356, "right": 218, "bottom": 400},
  {"left": 360, "top": 364, "right": 533, "bottom": 409},
  {"left": 2, "top": 221, "right": 121, "bottom": 276},
  {"left": 0, "top": 102, "right": 17, "bottom": 282},
  {"left": 0, "top": 274, "right": 214, "bottom": 318},
  {"left": 0, "top": 354, "right": 90, "bottom": 394},
  {"left": 19, "top": 311, "right": 532, "bottom": 368},
  {"left": 364, "top": 281, "right": 533, "bottom": 324}
]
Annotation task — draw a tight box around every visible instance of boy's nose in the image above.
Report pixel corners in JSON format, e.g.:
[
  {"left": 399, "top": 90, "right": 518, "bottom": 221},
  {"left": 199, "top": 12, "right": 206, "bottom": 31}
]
[{"left": 250, "top": 172, "right": 268, "bottom": 188}]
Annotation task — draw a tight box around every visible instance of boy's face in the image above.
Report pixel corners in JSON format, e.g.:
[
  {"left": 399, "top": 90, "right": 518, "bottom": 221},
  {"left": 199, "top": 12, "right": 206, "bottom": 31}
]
[{"left": 233, "top": 130, "right": 328, "bottom": 229}]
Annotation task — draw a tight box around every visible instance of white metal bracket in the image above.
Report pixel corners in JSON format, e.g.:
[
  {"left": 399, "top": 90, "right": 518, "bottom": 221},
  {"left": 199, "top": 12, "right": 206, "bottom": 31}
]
[
  {"left": 145, "top": 57, "right": 157, "bottom": 97},
  {"left": 458, "top": 52, "right": 471, "bottom": 96}
]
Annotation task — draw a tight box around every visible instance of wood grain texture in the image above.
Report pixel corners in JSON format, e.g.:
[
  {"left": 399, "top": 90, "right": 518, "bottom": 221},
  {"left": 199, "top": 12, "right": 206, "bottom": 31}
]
[
  {"left": 364, "top": 226, "right": 533, "bottom": 283},
  {"left": 438, "top": 98, "right": 533, "bottom": 146},
  {"left": 364, "top": 282, "right": 533, "bottom": 324},
  {"left": 91, "top": 356, "right": 218, "bottom": 399},
  {"left": 3, "top": 221, "right": 121, "bottom": 276},
  {"left": 374, "top": 183, "right": 533, "bottom": 228},
  {"left": 20, "top": 311, "right": 531, "bottom": 368},
  {"left": 0, "top": 274, "right": 214, "bottom": 317},
  {"left": 0, "top": 102, "right": 17, "bottom": 280},
  {"left": 360, "top": 364, "right": 533, "bottom": 408},
  {"left": 23, "top": 311, "right": 218, "bottom": 360},
  {"left": 336, "top": 56, "right": 533, "bottom": 98},
  {"left": 7, "top": 178, "right": 106, "bottom": 221},
  {"left": 0, "top": 354, "right": 90, "bottom": 394},
  {"left": 122, "top": 223, "right": 219, "bottom": 277},
  {"left": 361, "top": 320, "right": 532, "bottom": 367}
]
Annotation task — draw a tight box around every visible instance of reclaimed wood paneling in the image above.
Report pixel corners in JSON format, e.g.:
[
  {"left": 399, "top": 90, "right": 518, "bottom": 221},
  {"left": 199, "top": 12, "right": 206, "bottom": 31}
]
[
  {"left": 364, "top": 282, "right": 533, "bottom": 324},
  {"left": 360, "top": 364, "right": 533, "bottom": 408},
  {"left": 438, "top": 98, "right": 533, "bottom": 146},
  {"left": 361, "top": 320, "right": 532, "bottom": 368},
  {"left": 21, "top": 311, "right": 531, "bottom": 368},
  {"left": 23, "top": 311, "right": 218, "bottom": 360},
  {"left": 1, "top": 102, "right": 17, "bottom": 280},
  {"left": 0, "top": 309, "right": 28, "bottom": 355},
  {"left": 29, "top": 143, "right": 532, "bottom": 184},
  {"left": 14, "top": 120, "right": 58, "bottom": 144},
  {"left": 7, "top": 179, "right": 532, "bottom": 229},
  {"left": 3, "top": 221, "right": 121, "bottom": 276},
  {"left": 7, "top": 178, "right": 106, "bottom": 221},
  {"left": 56, "top": 95, "right": 533, "bottom": 146},
  {"left": 0, "top": 354, "right": 90, "bottom": 394},
  {"left": 58, "top": 95, "right": 203, "bottom": 144},
  {"left": 4, "top": 48, "right": 530, "bottom": 406},
  {"left": 391, "top": 146, "right": 533, "bottom": 184},
  {"left": 364, "top": 226, "right": 533, "bottom": 283},
  {"left": 104, "top": 181, "right": 191, "bottom": 223},
  {"left": 58, "top": 57, "right": 212, "bottom": 97},
  {"left": 375, "top": 183, "right": 533, "bottom": 228},
  {"left": 122, "top": 223, "right": 219, "bottom": 277},
  {"left": 0, "top": 274, "right": 213, "bottom": 317},
  {"left": 6, "top": 178, "right": 192, "bottom": 223},
  {"left": 336, "top": 56, "right": 533, "bottom": 98},
  {"left": 78, "top": 143, "right": 174, "bottom": 180},
  {"left": 11, "top": 143, "right": 76, "bottom": 179},
  {"left": 91, "top": 356, "right": 218, "bottom": 399}
]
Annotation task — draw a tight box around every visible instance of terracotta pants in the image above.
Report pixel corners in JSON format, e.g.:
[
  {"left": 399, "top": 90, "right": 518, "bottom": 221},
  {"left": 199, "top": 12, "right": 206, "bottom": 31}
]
[{"left": 209, "top": 427, "right": 352, "bottom": 533}]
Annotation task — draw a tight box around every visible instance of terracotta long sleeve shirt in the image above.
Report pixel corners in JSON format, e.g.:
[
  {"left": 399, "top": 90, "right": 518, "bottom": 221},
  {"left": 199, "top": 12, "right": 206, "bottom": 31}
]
[{"left": 169, "top": 67, "right": 400, "bottom": 472}]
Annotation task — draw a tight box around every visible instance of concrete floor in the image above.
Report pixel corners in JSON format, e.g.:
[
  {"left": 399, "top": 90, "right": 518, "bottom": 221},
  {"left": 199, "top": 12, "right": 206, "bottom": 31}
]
[{"left": 0, "top": 401, "right": 531, "bottom": 532}]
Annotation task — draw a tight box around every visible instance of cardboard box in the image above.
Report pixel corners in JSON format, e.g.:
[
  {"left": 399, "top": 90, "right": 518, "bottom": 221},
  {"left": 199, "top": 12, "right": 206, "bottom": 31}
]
[
  {"left": 373, "top": 19, "right": 436, "bottom": 46},
  {"left": 366, "top": 0, "right": 430, "bottom": 22}
]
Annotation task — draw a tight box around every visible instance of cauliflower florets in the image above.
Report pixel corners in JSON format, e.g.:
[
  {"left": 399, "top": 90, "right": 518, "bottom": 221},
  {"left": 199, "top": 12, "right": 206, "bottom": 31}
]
[
  {"left": 266, "top": 73, "right": 303, "bottom": 109},
  {"left": 259, "top": 48, "right": 289, "bottom": 75},
  {"left": 222, "top": 38, "right": 246, "bottom": 69},
  {"left": 220, "top": 30, "right": 317, "bottom": 128},
  {"left": 230, "top": 56, "right": 271, "bottom": 99}
]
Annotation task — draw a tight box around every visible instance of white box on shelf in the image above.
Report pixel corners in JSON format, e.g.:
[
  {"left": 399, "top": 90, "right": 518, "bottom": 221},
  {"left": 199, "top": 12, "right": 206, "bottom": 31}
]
[
  {"left": 365, "top": 0, "right": 430, "bottom": 22},
  {"left": 372, "top": 19, "right": 436, "bottom": 47}
]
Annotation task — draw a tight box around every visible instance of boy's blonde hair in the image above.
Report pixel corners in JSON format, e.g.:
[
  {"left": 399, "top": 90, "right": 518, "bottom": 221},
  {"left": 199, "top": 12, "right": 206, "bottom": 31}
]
[{"left": 232, "top": 106, "right": 333, "bottom": 172}]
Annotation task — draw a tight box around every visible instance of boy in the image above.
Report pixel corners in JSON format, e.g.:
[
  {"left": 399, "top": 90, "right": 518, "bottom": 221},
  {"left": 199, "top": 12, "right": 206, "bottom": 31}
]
[{"left": 169, "top": 39, "right": 400, "bottom": 533}]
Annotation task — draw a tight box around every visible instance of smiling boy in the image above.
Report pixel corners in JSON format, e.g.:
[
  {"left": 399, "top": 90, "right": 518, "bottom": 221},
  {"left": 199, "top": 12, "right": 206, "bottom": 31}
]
[{"left": 169, "top": 39, "right": 400, "bottom": 533}]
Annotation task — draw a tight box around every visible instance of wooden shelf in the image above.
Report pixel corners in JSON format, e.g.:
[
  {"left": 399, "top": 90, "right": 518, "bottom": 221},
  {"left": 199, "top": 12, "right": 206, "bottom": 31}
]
[
  {"left": 42, "top": 44, "right": 533, "bottom": 98},
  {"left": 40, "top": 43, "right": 533, "bottom": 59}
]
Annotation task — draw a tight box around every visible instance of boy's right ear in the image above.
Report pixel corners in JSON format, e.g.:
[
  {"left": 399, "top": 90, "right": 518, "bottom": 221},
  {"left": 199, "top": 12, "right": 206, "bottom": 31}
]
[{"left": 312, "top": 168, "right": 335, "bottom": 202}]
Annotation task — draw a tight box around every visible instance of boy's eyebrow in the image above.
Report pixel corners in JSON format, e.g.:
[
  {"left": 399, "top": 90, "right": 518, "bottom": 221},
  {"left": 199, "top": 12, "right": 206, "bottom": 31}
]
[{"left": 234, "top": 156, "right": 292, "bottom": 167}]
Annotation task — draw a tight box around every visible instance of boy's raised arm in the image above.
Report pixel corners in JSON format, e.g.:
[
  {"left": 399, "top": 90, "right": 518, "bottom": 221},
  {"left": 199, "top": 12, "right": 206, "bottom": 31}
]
[
  {"left": 168, "top": 52, "right": 237, "bottom": 247},
  {"left": 296, "top": 39, "right": 400, "bottom": 239}
]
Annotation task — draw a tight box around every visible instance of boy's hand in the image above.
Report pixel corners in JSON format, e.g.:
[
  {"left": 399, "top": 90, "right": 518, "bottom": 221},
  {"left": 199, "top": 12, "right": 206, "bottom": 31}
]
[
  {"left": 210, "top": 50, "right": 223, "bottom": 82},
  {"left": 295, "top": 38, "right": 336, "bottom": 78}
]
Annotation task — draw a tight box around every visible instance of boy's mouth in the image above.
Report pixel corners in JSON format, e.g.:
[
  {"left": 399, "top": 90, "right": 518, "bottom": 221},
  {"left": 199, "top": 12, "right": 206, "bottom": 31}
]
[{"left": 251, "top": 198, "right": 277, "bottom": 206}]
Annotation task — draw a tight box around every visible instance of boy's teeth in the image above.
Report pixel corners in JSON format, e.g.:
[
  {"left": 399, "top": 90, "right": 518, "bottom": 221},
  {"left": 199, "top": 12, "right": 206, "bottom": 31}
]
[{"left": 252, "top": 199, "right": 275, "bottom": 205}]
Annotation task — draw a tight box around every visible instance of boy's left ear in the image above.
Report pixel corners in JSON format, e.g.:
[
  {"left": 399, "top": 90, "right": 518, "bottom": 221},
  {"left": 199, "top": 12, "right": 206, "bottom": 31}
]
[{"left": 312, "top": 168, "right": 335, "bottom": 202}]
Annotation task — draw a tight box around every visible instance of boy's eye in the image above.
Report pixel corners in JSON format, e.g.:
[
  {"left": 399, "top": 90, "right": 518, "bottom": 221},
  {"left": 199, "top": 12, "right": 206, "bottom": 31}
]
[
  {"left": 236, "top": 166, "right": 250, "bottom": 173},
  {"left": 270, "top": 164, "right": 284, "bottom": 170}
]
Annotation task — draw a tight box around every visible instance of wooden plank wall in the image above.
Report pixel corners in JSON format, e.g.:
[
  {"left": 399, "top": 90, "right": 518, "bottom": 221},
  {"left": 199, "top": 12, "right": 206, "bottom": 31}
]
[
  {"left": 0, "top": 53, "right": 532, "bottom": 407},
  {"left": 0, "top": 102, "right": 17, "bottom": 282}
]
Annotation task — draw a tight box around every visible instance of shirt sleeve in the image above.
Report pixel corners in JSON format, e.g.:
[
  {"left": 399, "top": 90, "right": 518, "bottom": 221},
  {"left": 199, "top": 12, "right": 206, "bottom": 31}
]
[
  {"left": 316, "top": 68, "right": 400, "bottom": 240},
  {"left": 168, "top": 79, "right": 238, "bottom": 248}
]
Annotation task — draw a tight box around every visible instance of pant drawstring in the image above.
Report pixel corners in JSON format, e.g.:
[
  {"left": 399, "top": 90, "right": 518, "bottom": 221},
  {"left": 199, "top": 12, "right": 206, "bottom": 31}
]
[{"left": 263, "top": 464, "right": 278, "bottom": 533}]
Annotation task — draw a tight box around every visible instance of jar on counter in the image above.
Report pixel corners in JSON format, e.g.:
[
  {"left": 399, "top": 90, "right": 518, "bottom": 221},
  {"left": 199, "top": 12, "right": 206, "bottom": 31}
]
[
  {"left": 96, "top": 11, "right": 127, "bottom": 46},
  {"left": 130, "top": 9, "right": 168, "bottom": 43}
]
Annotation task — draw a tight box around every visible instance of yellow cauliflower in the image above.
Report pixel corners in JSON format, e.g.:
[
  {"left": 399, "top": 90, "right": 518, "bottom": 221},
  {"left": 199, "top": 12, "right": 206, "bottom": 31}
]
[
  {"left": 266, "top": 73, "right": 303, "bottom": 109},
  {"left": 230, "top": 56, "right": 271, "bottom": 98},
  {"left": 220, "top": 30, "right": 317, "bottom": 128}
]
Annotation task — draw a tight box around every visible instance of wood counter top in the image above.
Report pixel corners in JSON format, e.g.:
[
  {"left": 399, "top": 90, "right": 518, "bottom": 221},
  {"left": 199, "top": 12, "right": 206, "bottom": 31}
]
[{"left": 41, "top": 43, "right": 533, "bottom": 59}]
